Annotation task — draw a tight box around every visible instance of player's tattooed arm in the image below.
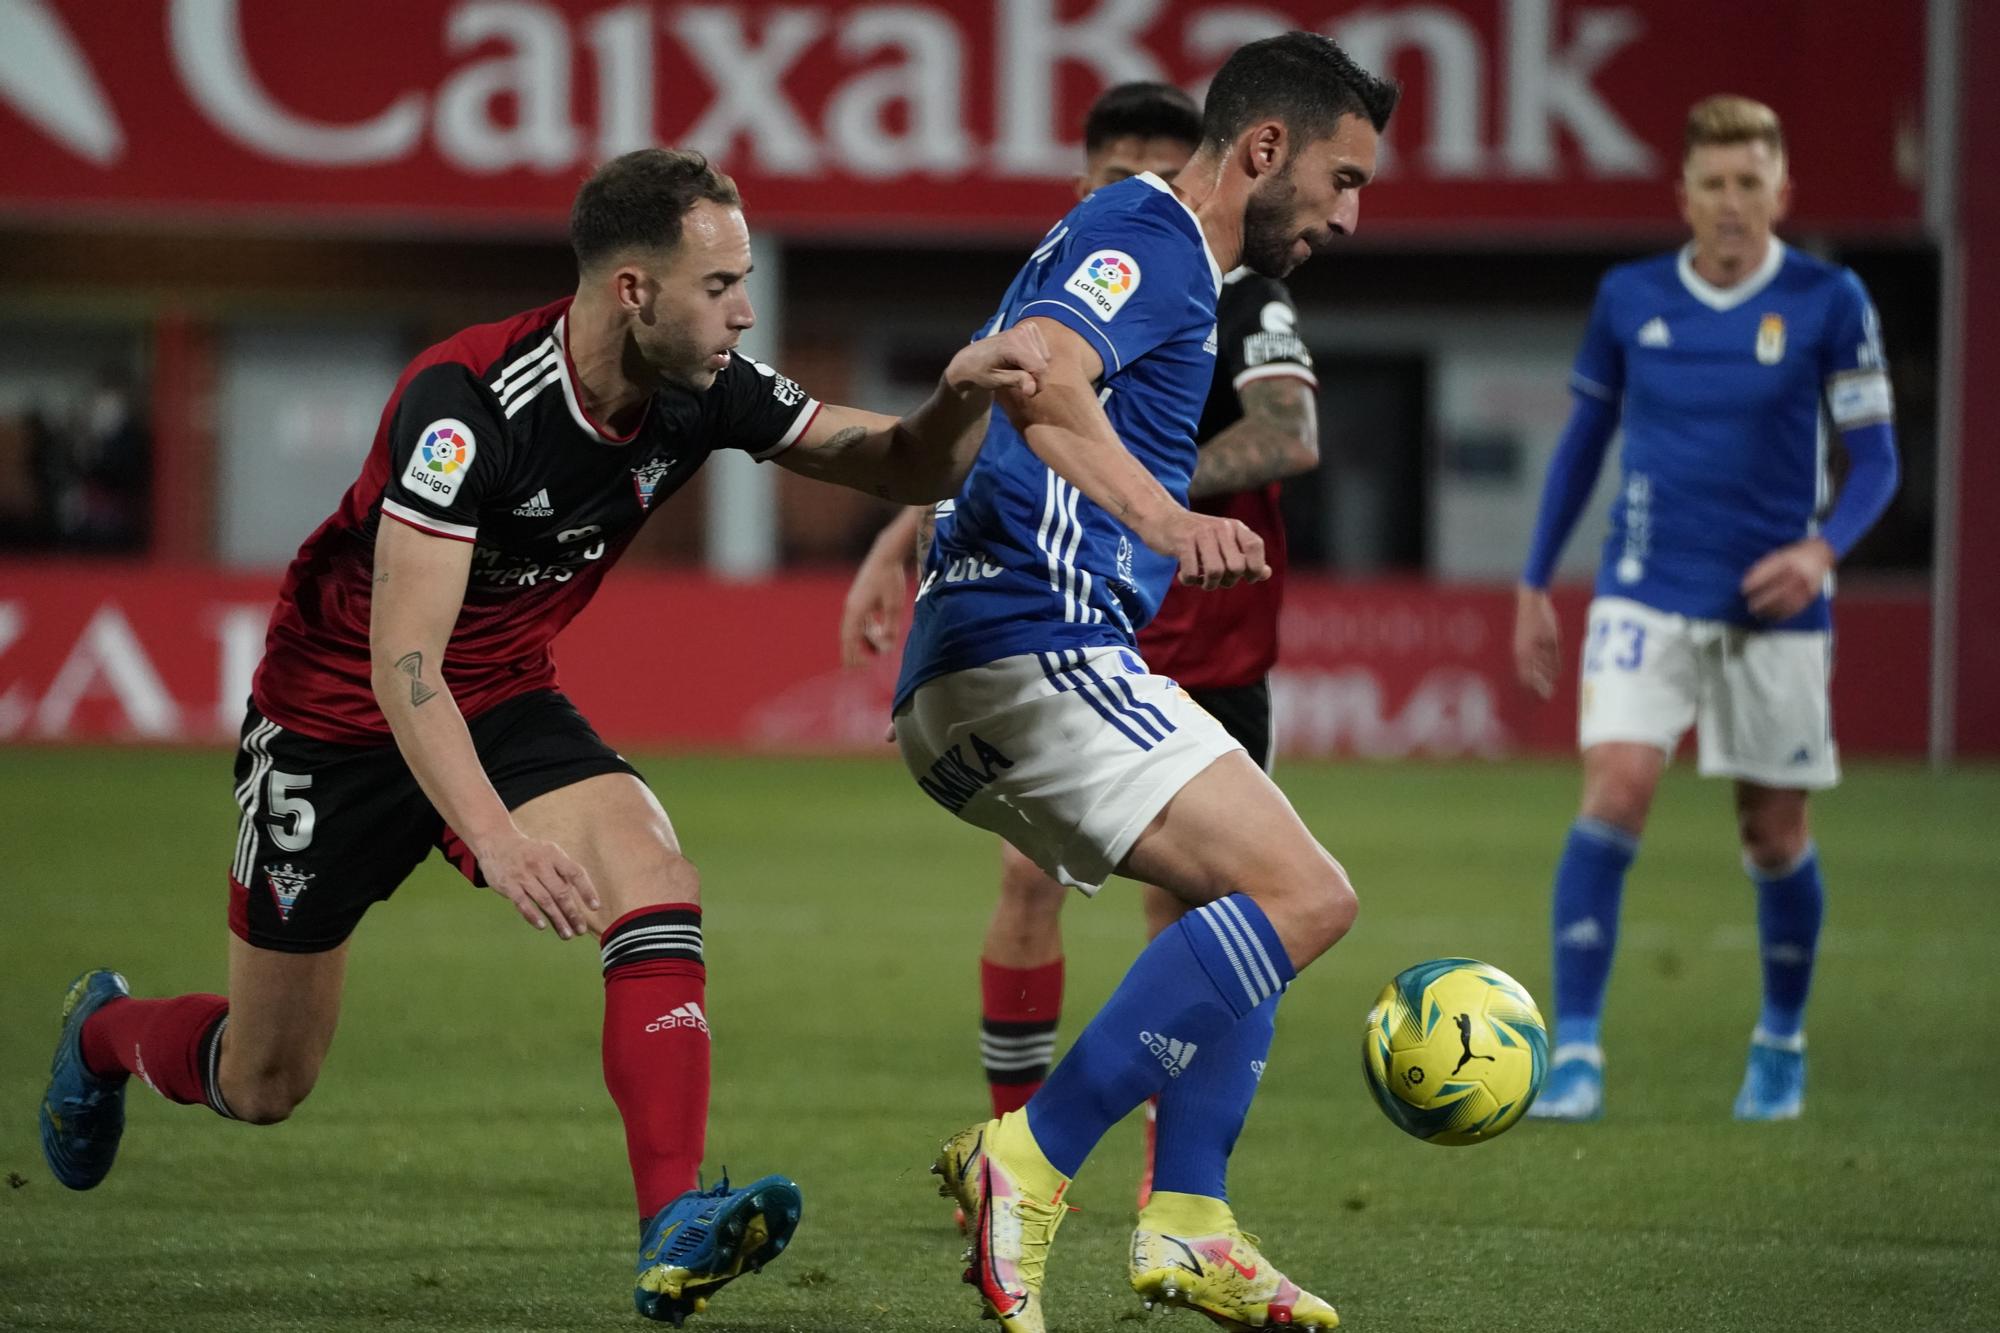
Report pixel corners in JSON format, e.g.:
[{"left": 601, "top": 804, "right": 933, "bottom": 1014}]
[
  {"left": 779, "top": 326, "right": 1047, "bottom": 502},
  {"left": 1187, "top": 376, "right": 1320, "bottom": 499}
]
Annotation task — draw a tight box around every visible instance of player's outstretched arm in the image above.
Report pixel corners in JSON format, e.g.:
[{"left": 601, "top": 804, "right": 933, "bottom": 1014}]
[
  {"left": 1187, "top": 376, "right": 1320, "bottom": 499},
  {"left": 839, "top": 506, "right": 925, "bottom": 665},
  {"left": 369, "top": 517, "right": 599, "bottom": 938},
  {"left": 1000, "top": 316, "right": 1269, "bottom": 591},
  {"left": 775, "top": 323, "right": 1050, "bottom": 503}
]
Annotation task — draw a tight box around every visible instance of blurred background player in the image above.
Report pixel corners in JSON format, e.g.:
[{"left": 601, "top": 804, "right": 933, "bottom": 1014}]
[
  {"left": 38, "top": 148, "right": 1045, "bottom": 1326},
  {"left": 1513, "top": 97, "right": 1900, "bottom": 1122},
  {"left": 894, "top": 34, "right": 1395, "bottom": 1332},
  {"left": 838, "top": 80, "right": 1321, "bottom": 1210}
]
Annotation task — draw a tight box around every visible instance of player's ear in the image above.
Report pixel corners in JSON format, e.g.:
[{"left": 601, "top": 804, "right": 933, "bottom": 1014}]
[
  {"left": 1245, "top": 121, "right": 1286, "bottom": 178},
  {"left": 1074, "top": 172, "right": 1092, "bottom": 201},
  {"left": 610, "top": 265, "right": 651, "bottom": 317},
  {"left": 1773, "top": 167, "right": 1793, "bottom": 225}
]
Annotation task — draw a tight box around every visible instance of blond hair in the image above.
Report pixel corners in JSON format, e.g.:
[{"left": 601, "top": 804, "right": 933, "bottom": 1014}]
[{"left": 1684, "top": 95, "right": 1785, "bottom": 160}]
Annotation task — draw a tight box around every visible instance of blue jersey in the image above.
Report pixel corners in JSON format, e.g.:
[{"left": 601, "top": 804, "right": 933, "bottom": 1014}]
[
  {"left": 1573, "top": 242, "right": 1891, "bottom": 630},
  {"left": 894, "top": 173, "right": 1223, "bottom": 707}
]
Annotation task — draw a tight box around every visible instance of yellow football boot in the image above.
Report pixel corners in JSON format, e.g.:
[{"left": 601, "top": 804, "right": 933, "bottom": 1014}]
[
  {"left": 1129, "top": 1192, "right": 1339, "bottom": 1330},
  {"left": 930, "top": 1112, "right": 1073, "bottom": 1332}
]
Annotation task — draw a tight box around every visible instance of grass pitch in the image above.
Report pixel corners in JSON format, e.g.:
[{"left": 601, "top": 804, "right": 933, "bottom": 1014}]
[{"left": 3, "top": 750, "right": 1995, "bottom": 1332}]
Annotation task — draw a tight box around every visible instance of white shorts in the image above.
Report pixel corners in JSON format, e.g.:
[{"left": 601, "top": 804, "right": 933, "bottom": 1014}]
[
  {"left": 1578, "top": 596, "right": 1839, "bottom": 789},
  {"left": 895, "top": 646, "right": 1244, "bottom": 891}
]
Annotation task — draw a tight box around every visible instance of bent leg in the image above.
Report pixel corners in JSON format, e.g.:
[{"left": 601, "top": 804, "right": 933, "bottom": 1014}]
[
  {"left": 217, "top": 936, "right": 349, "bottom": 1124},
  {"left": 512, "top": 773, "right": 708, "bottom": 1219}
]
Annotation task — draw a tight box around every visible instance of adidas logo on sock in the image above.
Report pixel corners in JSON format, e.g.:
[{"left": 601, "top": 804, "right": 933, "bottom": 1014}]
[
  {"left": 513, "top": 487, "right": 554, "bottom": 517},
  {"left": 1558, "top": 917, "right": 1605, "bottom": 949},
  {"left": 1139, "top": 1029, "right": 1198, "bottom": 1078},
  {"left": 645, "top": 1002, "right": 709, "bottom": 1035}
]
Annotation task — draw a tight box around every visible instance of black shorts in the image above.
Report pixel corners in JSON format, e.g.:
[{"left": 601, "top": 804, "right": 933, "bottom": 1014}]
[
  {"left": 227, "top": 689, "right": 640, "bottom": 953},
  {"left": 1189, "top": 679, "right": 1273, "bottom": 773}
]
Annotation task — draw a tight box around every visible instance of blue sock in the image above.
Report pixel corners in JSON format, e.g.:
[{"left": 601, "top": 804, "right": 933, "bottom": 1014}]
[
  {"left": 1028, "top": 896, "right": 1293, "bottom": 1179},
  {"left": 1151, "top": 992, "right": 1277, "bottom": 1200},
  {"left": 1750, "top": 845, "right": 1824, "bottom": 1040},
  {"left": 1550, "top": 817, "right": 1639, "bottom": 1050}
]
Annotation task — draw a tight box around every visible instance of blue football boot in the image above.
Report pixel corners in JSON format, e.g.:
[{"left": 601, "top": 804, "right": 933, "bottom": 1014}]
[
  {"left": 1526, "top": 1043, "right": 1604, "bottom": 1121},
  {"left": 1733, "top": 1032, "right": 1806, "bottom": 1121},
  {"left": 634, "top": 1172, "right": 803, "bottom": 1325},
  {"left": 39, "top": 969, "right": 132, "bottom": 1190}
]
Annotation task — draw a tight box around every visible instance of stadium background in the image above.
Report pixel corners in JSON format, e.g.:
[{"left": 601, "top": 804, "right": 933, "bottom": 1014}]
[
  {"left": 1, "top": 0, "right": 1992, "bottom": 760},
  {"left": 2, "top": 6, "right": 1996, "bottom": 1332}
]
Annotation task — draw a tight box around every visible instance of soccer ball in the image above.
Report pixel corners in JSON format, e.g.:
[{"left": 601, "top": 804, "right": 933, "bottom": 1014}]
[{"left": 1361, "top": 958, "right": 1548, "bottom": 1145}]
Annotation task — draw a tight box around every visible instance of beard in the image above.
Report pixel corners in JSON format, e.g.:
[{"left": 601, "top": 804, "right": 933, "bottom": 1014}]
[{"left": 1241, "top": 169, "right": 1302, "bottom": 278}]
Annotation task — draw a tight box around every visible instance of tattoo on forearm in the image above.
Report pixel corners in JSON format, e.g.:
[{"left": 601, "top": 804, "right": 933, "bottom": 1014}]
[
  {"left": 373, "top": 570, "right": 389, "bottom": 585},
  {"left": 819, "top": 425, "right": 869, "bottom": 458},
  {"left": 1189, "top": 383, "right": 1316, "bottom": 498},
  {"left": 916, "top": 509, "right": 937, "bottom": 565},
  {"left": 395, "top": 651, "right": 438, "bottom": 707}
]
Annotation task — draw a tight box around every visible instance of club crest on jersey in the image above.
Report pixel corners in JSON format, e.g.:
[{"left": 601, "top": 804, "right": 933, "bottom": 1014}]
[
  {"left": 1756, "top": 313, "right": 1786, "bottom": 364},
  {"left": 401, "top": 418, "right": 477, "bottom": 504},
  {"left": 266, "top": 863, "right": 315, "bottom": 923},
  {"left": 631, "top": 456, "right": 676, "bottom": 511},
  {"left": 1066, "top": 249, "right": 1141, "bottom": 322}
]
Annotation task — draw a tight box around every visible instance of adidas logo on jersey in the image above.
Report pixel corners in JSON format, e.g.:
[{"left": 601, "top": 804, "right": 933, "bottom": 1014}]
[
  {"left": 1139, "top": 1029, "right": 1198, "bottom": 1078},
  {"left": 1637, "top": 317, "right": 1672, "bottom": 348},
  {"left": 645, "top": 1003, "right": 709, "bottom": 1035},
  {"left": 512, "top": 488, "right": 554, "bottom": 517}
]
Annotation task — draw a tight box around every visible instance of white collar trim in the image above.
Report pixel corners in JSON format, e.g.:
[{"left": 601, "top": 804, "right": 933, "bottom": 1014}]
[
  {"left": 1677, "top": 239, "right": 1786, "bottom": 312},
  {"left": 1136, "top": 171, "right": 1224, "bottom": 294}
]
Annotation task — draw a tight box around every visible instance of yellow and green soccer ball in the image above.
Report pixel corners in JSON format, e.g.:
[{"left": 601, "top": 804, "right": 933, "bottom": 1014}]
[{"left": 1362, "top": 958, "right": 1548, "bottom": 1145}]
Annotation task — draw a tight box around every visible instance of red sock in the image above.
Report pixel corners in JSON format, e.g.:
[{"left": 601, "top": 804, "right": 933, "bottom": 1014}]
[
  {"left": 980, "top": 958, "right": 1064, "bottom": 1117},
  {"left": 601, "top": 905, "right": 709, "bottom": 1220},
  {"left": 81, "top": 993, "right": 232, "bottom": 1114}
]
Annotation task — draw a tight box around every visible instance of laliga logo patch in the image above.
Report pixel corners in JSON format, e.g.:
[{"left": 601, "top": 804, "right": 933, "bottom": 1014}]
[
  {"left": 1756, "top": 313, "right": 1786, "bottom": 365},
  {"left": 266, "top": 863, "right": 315, "bottom": 923},
  {"left": 401, "top": 418, "right": 477, "bottom": 504},
  {"left": 1066, "top": 249, "right": 1141, "bottom": 322}
]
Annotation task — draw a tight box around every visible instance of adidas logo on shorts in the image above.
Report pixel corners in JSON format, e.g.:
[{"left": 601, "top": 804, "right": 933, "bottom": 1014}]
[
  {"left": 645, "top": 1002, "right": 709, "bottom": 1035},
  {"left": 1140, "top": 1029, "right": 1198, "bottom": 1077}
]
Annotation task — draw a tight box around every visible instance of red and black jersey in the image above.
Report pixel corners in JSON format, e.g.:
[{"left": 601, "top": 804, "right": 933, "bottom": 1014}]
[
  {"left": 252, "top": 297, "right": 820, "bottom": 744},
  {"left": 1139, "top": 269, "right": 1317, "bottom": 690}
]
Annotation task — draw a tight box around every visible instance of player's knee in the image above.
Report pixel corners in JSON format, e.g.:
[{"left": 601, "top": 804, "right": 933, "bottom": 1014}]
[
  {"left": 998, "top": 847, "right": 1067, "bottom": 915},
  {"left": 1258, "top": 847, "right": 1356, "bottom": 962},
  {"left": 1581, "top": 773, "right": 1654, "bottom": 832},
  {"left": 226, "top": 1063, "right": 320, "bottom": 1125},
  {"left": 616, "top": 847, "right": 702, "bottom": 913},
  {"left": 1738, "top": 807, "right": 1808, "bottom": 871}
]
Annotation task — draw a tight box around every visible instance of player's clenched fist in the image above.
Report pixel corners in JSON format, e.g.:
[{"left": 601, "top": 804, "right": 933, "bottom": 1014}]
[
  {"left": 945, "top": 322, "right": 1051, "bottom": 399},
  {"left": 476, "top": 830, "right": 600, "bottom": 939},
  {"left": 1142, "top": 508, "right": 1270, "bottom": 590}
]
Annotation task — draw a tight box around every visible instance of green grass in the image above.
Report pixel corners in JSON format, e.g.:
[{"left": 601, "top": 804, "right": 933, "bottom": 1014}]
[{"left": 3, "top": 751, "right": 1996, "bottom": 1332}]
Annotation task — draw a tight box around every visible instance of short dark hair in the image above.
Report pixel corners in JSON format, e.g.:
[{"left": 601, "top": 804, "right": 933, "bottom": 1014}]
[
  {"left": 1201, "top": 32, "right": 1398, "bottom": 151},
  {"left": 570, "top": 149, "right": 741, "bottom": 271},
  {"left": 1084, "top": 82, "right": 1203, "bottom": 154}
]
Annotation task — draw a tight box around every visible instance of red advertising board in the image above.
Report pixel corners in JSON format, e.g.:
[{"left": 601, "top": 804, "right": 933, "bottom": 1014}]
[
  {"left": 0, "top": 563, "right": 1935, "bottom": 757},
  {"left": 0, "top": 1, "right": 1925, "bottom": 240}
]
